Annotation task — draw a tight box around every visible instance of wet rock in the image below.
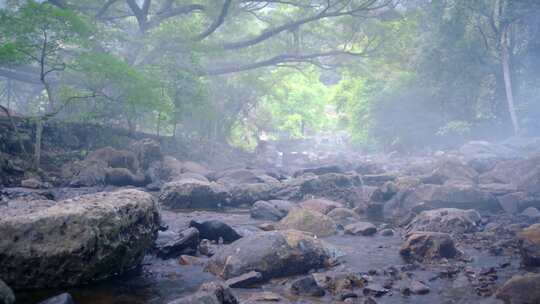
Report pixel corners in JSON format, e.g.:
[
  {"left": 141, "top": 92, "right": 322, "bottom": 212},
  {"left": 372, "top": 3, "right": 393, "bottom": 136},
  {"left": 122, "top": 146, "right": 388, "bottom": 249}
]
[
  {"left": 199, "top": 239, "right": 218, "bottom": 257},
  {"left": 496, "top": 273, "right": 540, "bottom": 304},
  {"left": 225, "top": 271, "right": 263, "bottom": 288},
  {"left": 0, "top": 187, "right": 54, "bottom": 202},
  {"left": 215, "top": 169, "right": 279, "bottom": 186},
  {"left": 155, "top": 227, "right": 199, "bottom": 258},
  {"left": 409, "top": 280, "right": 430, "bottom": 295},
  {"left": 421, "top": 158, "right": 478, "bottom": 186},
  {"left": 159, "top": 179, "right": 229, "bottom": 209},
  {"left": 37, "top": 293, "right": 74, "bottom": 304},
  {"left": 460, "top": 141, "right": 516, "bottom": 160},
  {"left": 87, "top": 146, "right": 139, "bottom": 173},
  {"left": 479, "top": 183, "right": 517, "bottom": 195},
  {"left": 258, "top": 223, "right": 275, "bottom": 231},
  {"left": 518, "top": 223, "right": 540, "bottom": 267},
  {"left": 362, "top": 173, "right": 397, "bottom": 186},
  {"left": 406, "top": 208, "right": 481, "bottom": 234},
  {"left": 365, "top": 202, "right": 384, "bottom": 219},
  {"left": 21, "top": 177, "right": 43, "bottom": 189},
  {"left": 0, "top": 279, "right": 15, "bottom": 304},
  {"left": 293, "top": 165, "right": 345, "bottom": 177},
  {"left": 312, "top": 271, "right": 365, "bottom": 295},
  {"left": 105, "top": 167, "right": 147, "bottom": 186},
  {"left": 277, "top": 208, "right": 337, "bottom": 237},
  {"left": 168, "top": 282, "right": 238, "bottom": 304},
  {"left": 242, "top": 292, "right": 288, "bottom": 304},
  {"left": 344, "top": 222, "right": 377, "bottom": 236},
  {"left": 146, "top": 156, "right": 184, "bottom": 183},
  {"left": 0, "top": 189, "right": 159, "bottom": 289},
  {"left": 206, "top": 230, "right": 330, "bottom": 280},
  {"left": 68, "top": 160, "right": 108, "bottom": 187},
  {"left": 178, "top": 254, "right": 203, "bottom": 266},
  {"left": 299, "top": 198, "right": 343, "bottom": 214},
  {"left": 362, "top": 284, "right": 389, "bottom": 297},
  {"left": 273, "top": 173, "right": 363, "bottom": 207},
  {"left": 327, "top": 207, "right": 361, "bottom": 226},
  {"left": 176, "top": 172, "right": 209, "bottom": 182},
  {"left": 384, "top": 184, "right": 498, "bottom": 218},
  {"left": 130, "top": 138, "right": 162, "bottom": 170},
  {"left": 228, "top": 183, "right": 276, "bottom": 206},
  {"left": 521, "top": 207, "right": 540, "bottom": 219},
  {"left": 399, "top": 232, "right": 460, "bottom": 262},
  {"left": 498, "top": 192, "right": 539, "bottom": 214},
  {"left": 355, "top": 162, "right": 384, "bottom": 175},
  {"left": 516, "top": 165, "right": 540, "bottom": 196},
  {"left": 380, "top": 229, "right": 394, "bottom": 236},
  {"left": 181, "top": 161, "right": 212, "bottom": 176},
  {"left": 288, "top": 275, "right": 325, "bottom": 297},
  {"left": 480, "top": 155, "right": 540, "bottom": 185},
  {"left": 370, "top": 182, "right": 398, "bottom": 202},
  {"left": 250, "top": 201, "right": 285, "bottom": 221},
  {"left": 189, "top": 220, "right": 242, "bottom": 244}
]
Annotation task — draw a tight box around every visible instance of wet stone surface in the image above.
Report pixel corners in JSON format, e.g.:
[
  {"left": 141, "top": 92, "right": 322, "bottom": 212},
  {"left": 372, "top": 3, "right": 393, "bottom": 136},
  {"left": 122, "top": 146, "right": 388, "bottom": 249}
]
[{"left": 13, "top": 205, "right": 535, "bottom": 304}]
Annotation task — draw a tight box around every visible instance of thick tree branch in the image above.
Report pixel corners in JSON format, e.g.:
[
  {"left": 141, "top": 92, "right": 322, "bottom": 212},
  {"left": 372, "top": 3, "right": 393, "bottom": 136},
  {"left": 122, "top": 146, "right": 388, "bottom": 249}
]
[
  {"left": 196, "top": 0, "right": 232, "bottom": 41},
  {"left": 146, "top": 4, "right": 205, "bottom": 30},
  {"left": 220, "top": 0, "right": 383, "bottom": 50},
  {"left": 201, "top": 50, "right": 366, "bottom": 75}
]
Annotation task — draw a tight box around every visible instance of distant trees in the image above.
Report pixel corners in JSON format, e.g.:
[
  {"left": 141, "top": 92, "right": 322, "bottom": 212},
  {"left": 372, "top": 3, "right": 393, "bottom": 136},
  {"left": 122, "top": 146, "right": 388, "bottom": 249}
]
[{"left": 0, "top": 0, "right": 539, "bottom": 153}]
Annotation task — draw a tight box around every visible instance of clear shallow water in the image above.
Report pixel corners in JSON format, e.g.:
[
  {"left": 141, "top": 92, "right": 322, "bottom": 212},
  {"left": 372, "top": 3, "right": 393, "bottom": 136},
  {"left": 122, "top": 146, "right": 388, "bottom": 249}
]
[{"left": 15, "top": 208, "right": 528, "bottom": 304}]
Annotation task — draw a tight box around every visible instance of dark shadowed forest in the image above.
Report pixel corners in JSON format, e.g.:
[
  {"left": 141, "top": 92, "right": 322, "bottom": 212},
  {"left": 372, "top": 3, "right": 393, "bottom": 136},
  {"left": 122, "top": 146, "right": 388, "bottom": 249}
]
[{"left": 0, "top": 1, "right": 540, "bottom": 304}]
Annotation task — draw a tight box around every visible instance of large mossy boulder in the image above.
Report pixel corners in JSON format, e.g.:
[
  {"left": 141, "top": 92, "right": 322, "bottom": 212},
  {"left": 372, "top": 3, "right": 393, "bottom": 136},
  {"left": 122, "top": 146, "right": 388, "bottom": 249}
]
[
  {"left": 0, "top": 189, "right": 159, "bottom": 289},
  {"left": 206, "top": 230, "right": 330, "bottom": 280}
]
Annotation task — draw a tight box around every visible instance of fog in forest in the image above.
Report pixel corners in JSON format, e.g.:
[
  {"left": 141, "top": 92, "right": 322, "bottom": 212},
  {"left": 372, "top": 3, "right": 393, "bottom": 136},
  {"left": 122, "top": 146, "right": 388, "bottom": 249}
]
[{"left": 0, "top": 1, "right": 540, "bottom": 304}]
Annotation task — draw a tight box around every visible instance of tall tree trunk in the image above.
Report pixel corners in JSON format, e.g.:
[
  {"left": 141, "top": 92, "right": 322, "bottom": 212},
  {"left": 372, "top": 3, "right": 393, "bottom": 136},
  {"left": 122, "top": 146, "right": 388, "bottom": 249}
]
[
  {"left": 501, "top": 25, "right": 520, "bottom": 135},
  {"left": 34, "top": 118, "right": 43, "bottom": 170}
]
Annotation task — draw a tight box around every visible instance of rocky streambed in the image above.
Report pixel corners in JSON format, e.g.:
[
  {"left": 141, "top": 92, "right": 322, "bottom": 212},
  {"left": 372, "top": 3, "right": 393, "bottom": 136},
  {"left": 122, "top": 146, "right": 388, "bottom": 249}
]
[{"left": 1, "top": 139, "right": 540, "bottom": 304}]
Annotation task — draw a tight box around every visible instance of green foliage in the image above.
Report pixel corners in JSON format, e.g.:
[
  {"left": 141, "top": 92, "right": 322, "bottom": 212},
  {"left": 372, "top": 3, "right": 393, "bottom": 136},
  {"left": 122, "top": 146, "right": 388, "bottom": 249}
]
[
  {"left": 258, "top": 69, "right": 338, "bottom": 139},
  {"left": 0, "top": 1, "right": 91, "bottom": 65}
]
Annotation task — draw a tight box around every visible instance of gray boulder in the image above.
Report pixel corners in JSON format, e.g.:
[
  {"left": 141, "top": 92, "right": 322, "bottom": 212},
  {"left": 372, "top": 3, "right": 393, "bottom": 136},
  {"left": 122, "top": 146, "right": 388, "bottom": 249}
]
[
  {"left": 518, "top": 223, "right": 540, "bottom": 267},
  {"left": 250, "top": 201, "right": 285, "bottom": 221},
  {"left": 146, "top": 156, "right": 184, "bottom": 183},
  {"left": 400, "top": 232, "right": 460, "bottom": 262},
  {"left": 37, "top": 293, "right": 74, "bottom": 304},
  {"left": 168, "top": 282, "right": 238, "bottom": 304},
  {"left": 496, "top": 273, "right": 540, "bottom": 304},
  {"left": 105, "top": 167, "right": 147, "bottom": 186},
  {"left": 498, "top": 192, "right": 540, "bottom": 214},
  {"left": 326, "top": 208, "right": 361, "bottom": 226},
  {"left": 384, "top": 184, "right": 498, "bottom": 218},
  {"left": 155, "top": 227, "right": 199, "bottom": 259},
  {"left": 159, "top": 179, "right": 229, "bottom": 209},
  {"left": 277, "top": 208, "right": 337, "bottom": 237},
  {"left": 0, "top": 189, "right": 159, "bottom": 289},
  {"left": 299, "top": 198, "right": 343, "bottom": 215},
  {"left": 406, "top": 208, "right": 481, "bottom": 234},
  {"left": 0, "top": 279, "right": 14, "bottom": 304},
  {"left": 344, "top": 222, "right": 377, "bottom": 236},
  {"left": 86, "top": 146, "right": 139, "bottom": 173},
  {"left": 130, "top": 138, "right": 162, "bottom": 170},
  {"left": 421, "top": 158, "right": 478, "bottom": 186},
  {"left": 206, "top": 230, "right": 330, "bottom": 280},
  {"left": 272, "top": 173, "right": 364, "bottom": 207}
]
